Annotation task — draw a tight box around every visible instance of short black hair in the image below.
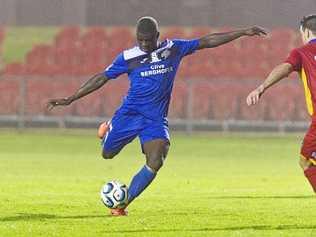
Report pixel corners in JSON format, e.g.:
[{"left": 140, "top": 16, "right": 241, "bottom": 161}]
[
  {"left": 300, "top": 14, "right": 316, "bottom": 34},
  {"left": 136, "top": 16, "right": 159, "bottom": 34}
]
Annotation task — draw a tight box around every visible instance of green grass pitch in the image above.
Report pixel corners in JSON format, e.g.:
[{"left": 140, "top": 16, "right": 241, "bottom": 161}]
[{"left": 0, "top": 130, "right": 315, "bottom": 237}]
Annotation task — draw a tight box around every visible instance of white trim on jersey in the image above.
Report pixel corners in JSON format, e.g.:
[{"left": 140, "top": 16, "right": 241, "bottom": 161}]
[
  {"left": 123, "top": 47, "right": 146, "bottom": 60},
  {"left": 123, "top": 39, "right": 174, "bottom": 61}
]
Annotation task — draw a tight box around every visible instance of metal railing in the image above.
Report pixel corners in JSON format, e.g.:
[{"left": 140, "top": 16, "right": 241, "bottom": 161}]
[{"left": 0, "top": 75, "right": 309, "bottom": 132}]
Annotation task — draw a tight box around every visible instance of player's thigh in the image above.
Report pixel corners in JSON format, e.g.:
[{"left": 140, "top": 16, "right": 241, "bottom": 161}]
[
  {"left": 102, "top": 114, "right": 142, "bottom": 158},
  {"left": 142, "top": 132, "right": 170, "bottom": 172},
  {"left": 142, "top": 139, "right": 170, "bottom": 158}
]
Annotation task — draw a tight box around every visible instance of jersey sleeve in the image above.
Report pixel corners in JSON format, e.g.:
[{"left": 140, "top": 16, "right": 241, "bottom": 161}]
[
  {"left": 103, "top": 53, "right": 128, "bottom": 79},
  {"left": 285, "top": 48, "right": 302, "bottom": 72},
  {"left": 173, "top": 39, "right": 200, "bottom": 57}
]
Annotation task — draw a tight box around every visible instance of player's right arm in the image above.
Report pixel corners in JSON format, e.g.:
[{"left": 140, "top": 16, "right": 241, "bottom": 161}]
[
  {"left": 47, "top": 52, "right": 128, "bottom": 111},
  {"left": 246, "top": 63, "right": 293, "bottom": 106},
  {"left": 247, "top": 47, "right": 302, "bottom": 106},
  {"left": 47, "top": 73, "right": 109, "bottom": 111}
]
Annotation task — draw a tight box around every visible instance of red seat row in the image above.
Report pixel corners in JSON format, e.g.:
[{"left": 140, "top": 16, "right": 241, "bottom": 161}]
[
  {"left": 169, "top": 81, "right": 308, "bottom": 121},
  {"left": 0, "top": 76, "right": 308, "bottom": 121},
  {"left": 2, "top": 27, "right": 301, "bottom": 79}
]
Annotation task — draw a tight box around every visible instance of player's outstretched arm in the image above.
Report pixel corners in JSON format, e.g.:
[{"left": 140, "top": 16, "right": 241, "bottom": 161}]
[
  {"left": 197, "top": 26, "right": 267, "bottom": 50},
  {"left": 246, "top": 63, "right": 293, "bottom": 106},
  {"left": 46, "top": 73, "right": 109, "bottom": 111}
]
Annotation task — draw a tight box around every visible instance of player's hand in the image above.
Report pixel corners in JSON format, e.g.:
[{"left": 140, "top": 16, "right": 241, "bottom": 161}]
[
  {"left": 46, "top": 97, "right": 72, "bottom": 111},
  {"left": 246, "top": 85, "right": 264, "bottom": 106},
  {"left": 243, "top": 26, "right": 267, "bottom": 37}
]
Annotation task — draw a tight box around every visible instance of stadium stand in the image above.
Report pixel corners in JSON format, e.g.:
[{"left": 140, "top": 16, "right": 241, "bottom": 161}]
[
  {"left": 1, "top": 26, "right": 308, "bottom": 121},
  {"left": 3, "top": 26, "right": 299, "bottom": 79}
]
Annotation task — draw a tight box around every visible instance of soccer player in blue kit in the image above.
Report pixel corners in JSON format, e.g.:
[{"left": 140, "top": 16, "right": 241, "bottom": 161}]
[{"left": 47, "top": 16, "right": 266, "bottom": 216}]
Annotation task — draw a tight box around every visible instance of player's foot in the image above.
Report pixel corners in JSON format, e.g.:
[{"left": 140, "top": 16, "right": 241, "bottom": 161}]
[
  {"left": 98, "top": 121, "right": 109, "bottom": 139},
  {"left": 110, "top": 208, "right": 128, "bottom": 216}
]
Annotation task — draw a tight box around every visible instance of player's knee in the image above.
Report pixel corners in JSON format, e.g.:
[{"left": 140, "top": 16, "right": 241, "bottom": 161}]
[
  {"left": 147, "top": 155, "right": 164, "bottom": 172},
  {"left": 299, "top": 157, "right": 311, "bottom": 170},
  {"left": 102, "top": 150, "right": 117, "bottom": 159}
]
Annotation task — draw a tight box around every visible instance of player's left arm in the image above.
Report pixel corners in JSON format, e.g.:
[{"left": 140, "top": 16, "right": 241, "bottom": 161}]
[
  {"left": 246, "top": 63, "right": 294, "bottom": 106},
  {"left": 46, "top": 73, "right": 109, "bottom": 111},
  {"left": 197, "top": 26, "right": 267, "bottom": 50}
]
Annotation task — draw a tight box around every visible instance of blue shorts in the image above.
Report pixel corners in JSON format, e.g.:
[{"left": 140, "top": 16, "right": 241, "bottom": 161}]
[{"left": 102, "top": 111, "right": 169, "bottom": 154}]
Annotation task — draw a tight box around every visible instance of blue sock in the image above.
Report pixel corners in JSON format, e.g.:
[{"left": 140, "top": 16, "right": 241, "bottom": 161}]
[{"left": 128, "top": 165, "right": 156, "bottom": 203}]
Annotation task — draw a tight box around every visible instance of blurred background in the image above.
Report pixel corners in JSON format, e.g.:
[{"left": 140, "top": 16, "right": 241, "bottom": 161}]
[{"left": 0, "top": 0, "right": 315, "bottom": 132}]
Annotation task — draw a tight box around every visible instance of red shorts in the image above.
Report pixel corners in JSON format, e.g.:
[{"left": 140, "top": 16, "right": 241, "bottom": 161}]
[{"left": 301, "top": 120, "right": 316, "bottom": 165}]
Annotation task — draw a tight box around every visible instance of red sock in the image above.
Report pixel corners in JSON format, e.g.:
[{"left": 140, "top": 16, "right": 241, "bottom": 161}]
[{"left": 304, "top": 166, "right": 316, "bottom": 192}]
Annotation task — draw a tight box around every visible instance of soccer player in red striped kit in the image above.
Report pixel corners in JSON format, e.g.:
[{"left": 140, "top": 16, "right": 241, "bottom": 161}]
[{"left": 247, "top": 14, "right": 316, "bottom": 193}]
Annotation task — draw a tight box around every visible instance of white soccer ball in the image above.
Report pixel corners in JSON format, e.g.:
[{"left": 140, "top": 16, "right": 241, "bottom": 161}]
[{"left": 100, "top": 180, "right": 128, "bottom": 209}]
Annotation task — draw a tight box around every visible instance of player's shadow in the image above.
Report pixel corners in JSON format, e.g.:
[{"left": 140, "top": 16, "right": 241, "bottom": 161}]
[
  {"left": 0, "top": 213, "right": 108, "bottom": 222},
  {"left": 111, "top": 224, "right": 316, "bottom": 233},
  {"left": 205, "top": 195, "right": 314, "bottom": 199}
]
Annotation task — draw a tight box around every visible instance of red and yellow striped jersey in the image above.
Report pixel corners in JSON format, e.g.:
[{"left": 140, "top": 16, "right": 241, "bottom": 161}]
[{"left": 285, "top": 39, "right": 316, "bottom": 117}]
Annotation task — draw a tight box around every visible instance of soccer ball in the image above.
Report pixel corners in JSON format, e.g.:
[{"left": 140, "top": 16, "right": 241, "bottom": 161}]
[{"left": 100, "top": 180, "right": 128, "bottom": 209}]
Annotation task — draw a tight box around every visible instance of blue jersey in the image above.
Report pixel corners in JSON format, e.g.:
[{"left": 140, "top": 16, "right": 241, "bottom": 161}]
[{"left": 104, "top": 39, "right": 199, "bottom": 120}]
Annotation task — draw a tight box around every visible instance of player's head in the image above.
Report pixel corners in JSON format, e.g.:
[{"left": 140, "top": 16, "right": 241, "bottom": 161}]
[
  {"left": 136, "top": 16, "right": 160, "bottom": 53},
  {"left": 300, "top": 14, "right": 316, "bottom": 44}
]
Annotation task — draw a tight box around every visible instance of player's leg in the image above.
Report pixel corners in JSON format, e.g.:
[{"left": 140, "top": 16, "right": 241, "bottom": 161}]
[
  {"left": 300, "top": 122, "right": 316, "bottom": 193},
  {"left": 127, "top": 118, "right": 170, "bottom": 204},
  {"left": 100, "top": 114, "right": 146, "bottom": 216},
  {"left": 300, "top": 154, "right": 316, "bottom": 193},
  {"left": 127, "top": 139, "right": 169, "bottom": 204},
  {"left": 100, "top": 115, "right": 141, "bottom": 159}
]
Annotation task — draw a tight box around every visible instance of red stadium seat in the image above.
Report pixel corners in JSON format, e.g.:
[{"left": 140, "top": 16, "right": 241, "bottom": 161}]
[
  {"left": 3, "top": 63, "right": 25, "bottom": 75},
  {"left": 0, "top": 78, "right": 20, "bottom": 115},
  {"left": 210, "top": 83, "right": 240, "bottom": 120},
  {"left": 53, "top": 46, "right": 82, "bottom": 75},
  {"left": 191, "top": 83, "right": 214, "bottom": 119},
  {"left": 100, "top": 78, "right": 129, "bottom": 117},
  {"left": 25, "top": 44, "right": 55, "bottom": 75},
  {"left": 237, "top": 83, "right": 267, "bottom": 120},
  {"left": 80, "top": 27, "right": 108, "bottom": 49},
  {"left": 54, "top": 26, "right": 81, "bottom": 50},
  {"left": 162, "top": 27, "right": 187, "bottom": 39},
  {"left": 264, "top": 83, "right": 298, "bottom": 121},
  {"left": 169, "top": 81, "right": 189, "bottom": 119},
  {"left": 107, "top": 27, "right": 134, "bottom": 59},
  {"left": 188, "top": 27, "right": 211, "bottom": 38}
]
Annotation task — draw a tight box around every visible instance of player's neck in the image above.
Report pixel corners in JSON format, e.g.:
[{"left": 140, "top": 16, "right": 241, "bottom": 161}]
[{"left": 152, "top": 41, "right": 160, "bottom": 51}]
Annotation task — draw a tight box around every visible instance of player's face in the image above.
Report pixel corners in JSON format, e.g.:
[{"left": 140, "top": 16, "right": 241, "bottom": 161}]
[
  {"left": 137, "top": 31, "right": 159, "bottom": 53},
  {"left": 300, "top": 26, "right": 314, "bottom": 45}
]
